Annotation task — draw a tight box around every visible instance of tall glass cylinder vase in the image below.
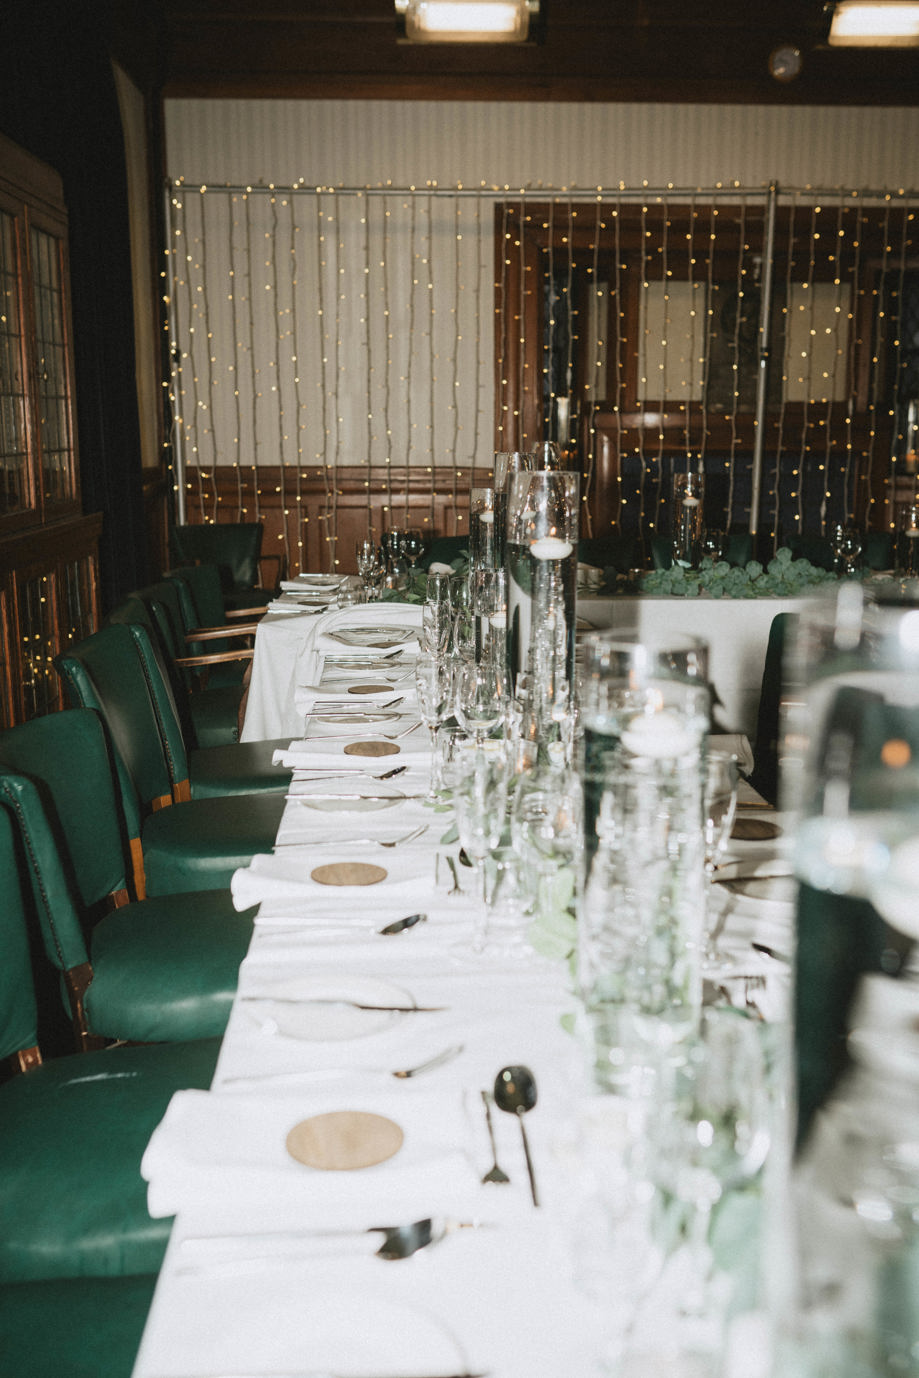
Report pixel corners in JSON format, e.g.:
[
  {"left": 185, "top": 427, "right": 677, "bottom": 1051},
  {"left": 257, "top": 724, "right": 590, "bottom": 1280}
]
[
  {"left": 576, "top": 631, "right": 711, "bottom": 1089},
  {"left": 469, "top": 487, "right": 498, "bottom": 573},
  {"left": 672, "top": 469, "right": 705, "bottom": 568},
  {"left": 493, "top": 451, "right": 534, "bottom": 569},
  {"left": 505, "top": 470, "right": 579, "bottom": 700},
  {"left": 774, "top": 581, "right": 919, "bottom": 1375}
]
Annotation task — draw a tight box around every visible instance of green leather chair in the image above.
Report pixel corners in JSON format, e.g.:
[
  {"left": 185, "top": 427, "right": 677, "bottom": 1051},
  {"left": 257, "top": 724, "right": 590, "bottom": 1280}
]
[
  {"left": 54, "top": 626, "right": 286, "bottom": 897},
  {"left": 167, "top": 561, "right": 263, "bottom": 687},
  {"left": 169, "top": 520, "right": 279, "bottom": 610},
  {"left": 105, "top": 609, "right": 291, "bottom": 802},
  {"left": 0, "top": 1274, "right": 157, "bottom": 1378},
  {"left": 111, "top": 582, "right": 248, "bottom": 748},
  {"left": 0, "top": 709, "right": 256, "bottom": 1046},
  {"left": 0, "top": 800, "right": 221, "bottom": 1282}
]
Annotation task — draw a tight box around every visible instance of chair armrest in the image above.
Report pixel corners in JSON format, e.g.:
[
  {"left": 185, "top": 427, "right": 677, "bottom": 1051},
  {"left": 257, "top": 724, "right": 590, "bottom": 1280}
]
[
  {"left": 174, "top": 648, "right": 254, "bottom": 669},
  {"left": 185, "top": 622, "right": 261, "bottom": 643}
]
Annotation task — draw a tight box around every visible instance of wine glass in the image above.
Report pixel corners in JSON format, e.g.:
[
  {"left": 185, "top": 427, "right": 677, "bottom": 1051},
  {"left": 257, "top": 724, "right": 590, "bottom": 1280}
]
[
  {"left": 453, "top": 747, "right": 509, "bottom": 929},
  {"left": 454, "top": 656, "right": 504, "bottom": 742},
  {"left": 413, "top": 654, "right": 452, "bottom": 798},
  {"left": 356, "top": 539, "right": 385, "bottom": 600},
  {"left": 402, "top": 529, "right": 425, "bottom": 570},
  {"left": 510, "top": 764, "right": 581, "bottom": 925},
  {"left": 649, "top": 1008, "right": 772, "bottom": 1320},
  {"left": 830, "top": 523, "right": 863, "bottom": 577},
  {"left": 422, "top": 571, "right": 453, "bottom": 657},
  {"left": 700, "top": 752, "right": 739, "bottom": 975}
]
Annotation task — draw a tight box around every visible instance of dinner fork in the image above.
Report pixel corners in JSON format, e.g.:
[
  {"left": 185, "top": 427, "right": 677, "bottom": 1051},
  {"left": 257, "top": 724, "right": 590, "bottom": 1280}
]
[{"left": 273, "top": 824, "right": 428, "bottom": 849}]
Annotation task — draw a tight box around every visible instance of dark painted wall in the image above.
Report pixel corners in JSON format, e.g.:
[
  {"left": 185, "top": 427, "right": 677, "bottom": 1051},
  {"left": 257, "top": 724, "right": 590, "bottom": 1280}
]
[{"left": 0, "top": 0, "right": 151, "bottom": 610}]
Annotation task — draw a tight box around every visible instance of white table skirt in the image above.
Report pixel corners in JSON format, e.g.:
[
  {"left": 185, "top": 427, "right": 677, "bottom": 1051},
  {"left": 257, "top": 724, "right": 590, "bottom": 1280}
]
[
  {"left": 579, "top": 595, "right": 804, "bottom": 738},
  {"left": 244, "top": 594, "right": 804, "bottom": 744}
]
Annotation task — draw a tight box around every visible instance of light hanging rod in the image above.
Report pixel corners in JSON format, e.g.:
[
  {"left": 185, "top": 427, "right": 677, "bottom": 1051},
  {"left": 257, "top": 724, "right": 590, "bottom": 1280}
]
[{"left": 167, "top": 180, "right": 919, "bottom": 202}]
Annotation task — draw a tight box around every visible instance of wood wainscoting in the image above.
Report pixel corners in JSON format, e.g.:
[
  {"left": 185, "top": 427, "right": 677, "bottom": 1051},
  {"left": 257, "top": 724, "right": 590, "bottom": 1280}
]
[{"left": 178, "top": 466, "right": 495, "bottom": 576}]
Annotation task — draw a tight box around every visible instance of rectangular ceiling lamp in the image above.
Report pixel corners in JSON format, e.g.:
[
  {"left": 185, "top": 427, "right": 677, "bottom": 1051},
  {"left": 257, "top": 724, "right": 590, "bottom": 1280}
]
[
  {"left": 395, "top": 0, "right": 536, "bottom": 43},
  {"left": 828, "top": 1, "right": 919, "bottom": 45}
]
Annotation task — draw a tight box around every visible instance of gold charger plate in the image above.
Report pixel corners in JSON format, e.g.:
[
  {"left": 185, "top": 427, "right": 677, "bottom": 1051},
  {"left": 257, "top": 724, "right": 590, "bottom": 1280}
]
[
  {"left": 310, "top": 861, "right": 388, "bottom": 886},
  {"left": 343, "top": 740, "right": 400, "bottom": 757},
  {"left": 286, "top": 1110, "right": 403, "bottom": 1170},
  {"left": 347, "top": 683, "right": 395, "bottom": 695},
  {"left": 732, "top": 818, "right": 782, "bottom": 841}
]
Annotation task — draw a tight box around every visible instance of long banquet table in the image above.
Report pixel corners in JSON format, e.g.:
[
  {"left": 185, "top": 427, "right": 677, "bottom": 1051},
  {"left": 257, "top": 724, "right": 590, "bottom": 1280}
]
[
  {"left": 241, "top": 587, "right": 805, "bottom": 746},
  {"left": 131, "top": 587, "right": 793, "bottom": 1378}
]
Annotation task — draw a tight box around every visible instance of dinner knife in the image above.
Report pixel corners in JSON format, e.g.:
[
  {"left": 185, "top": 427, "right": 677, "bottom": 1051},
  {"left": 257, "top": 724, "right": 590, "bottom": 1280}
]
[
  {"left": 240, "top": 996, "right": 447, "bottom": 1012},
  {"left": 145, "top": 1371, "right": 489, "bottom": 1377}
]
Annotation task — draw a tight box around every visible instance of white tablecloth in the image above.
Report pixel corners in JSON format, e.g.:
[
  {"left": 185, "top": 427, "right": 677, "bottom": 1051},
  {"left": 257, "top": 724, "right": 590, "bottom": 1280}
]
[{"left": 579, "top": 595, "right": 804, "bottom": 737}]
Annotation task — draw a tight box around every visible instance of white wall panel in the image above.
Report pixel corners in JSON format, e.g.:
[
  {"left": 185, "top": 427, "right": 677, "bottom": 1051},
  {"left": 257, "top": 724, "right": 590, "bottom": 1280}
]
[{"left": 165, "top": 100, "right": 919, "bottom": 192}]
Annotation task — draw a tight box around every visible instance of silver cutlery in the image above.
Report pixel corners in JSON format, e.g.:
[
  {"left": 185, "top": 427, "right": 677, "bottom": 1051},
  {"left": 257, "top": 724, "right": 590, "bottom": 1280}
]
[
  {"left": 241, "top": 995, "right": 447, "bottom": 1013},
  {"left": 179, "top": 1216, "right": 483, "bottom": 1264},
  {"left": 149, "top": 1370, "right": 488, "bottom": 1378},
  {"left": 283, "top": 791, "right": 425, "bottom": 801},
  {"left": 445, "top": 854, "right": 463, "bottom": 896},
  {"left": 494, "top": 1066, "right": 540, "bottom": 1207},
  {"left": 221, "top": 1043, "right": 463, "bottom": 1084},
  {"left": 379, "top": 911, "right": 427, "bottom": 935},
  {"left": 146, "top": 1371, "right": 488, "bottom": 1378},
  {"left": 273, "top": 824, "right": 429, "bottom": 849},
  {"left": 480, "top": 1090, "right": 511, "bottom": 1185},
  {"left": 752, "top": 940, "right": 790, "bottom": 963},
  {"left": 285, "top": 765, "right": 408, "bottom": 787}
]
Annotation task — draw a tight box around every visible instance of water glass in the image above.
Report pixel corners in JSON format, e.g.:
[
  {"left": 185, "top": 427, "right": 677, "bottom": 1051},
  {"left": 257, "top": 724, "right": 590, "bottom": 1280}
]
[
  {"left": 432, "top": 723, "right": 476, "bottom": 799},
  {"left": 413, "top": 654, "right": 452, "bottom": 795}
]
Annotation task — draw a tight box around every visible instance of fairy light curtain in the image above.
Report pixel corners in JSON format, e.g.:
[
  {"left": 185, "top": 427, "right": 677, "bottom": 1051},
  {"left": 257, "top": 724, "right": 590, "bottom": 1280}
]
[{"left": 166, "top": 181, "right": 918, "bottom": 566}]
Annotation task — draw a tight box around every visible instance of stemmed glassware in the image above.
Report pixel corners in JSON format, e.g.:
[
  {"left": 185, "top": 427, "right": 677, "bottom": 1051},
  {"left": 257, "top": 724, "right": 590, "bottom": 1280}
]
[
  {"left": 453, "top": 747, "right": 509, "bottom": 931},
  {"left": 402, "top": 529, "right": 424, "bottom": 570},
  {"left": 422, "top": 571, "right": 453, "bottom": 657},
  {"left": 454, "top": 656, "right": 504, "bottom": 743},
  {"left": 700, "top": 752, "right": 739, "bottom": 975},
  {"left": 413, "top": 654, "right": 452, "bottom": 799},
  {"left": 830, "top": 522, "right": 863, "bottom": 577},
  {"left": 510, "top": 763, "right": 581, "bottom": 926},
  {"left": 648, "top": 1008, "right": 772, "bottom": 1322},
  {"left": 355, "top": 539, "right": 385, "bottom": 600}
]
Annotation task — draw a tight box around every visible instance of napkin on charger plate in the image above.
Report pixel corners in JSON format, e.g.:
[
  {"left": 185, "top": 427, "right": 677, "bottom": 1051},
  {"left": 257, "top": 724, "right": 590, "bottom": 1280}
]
[
  {"left": 230, "top": 846, "right": 435, "bottom": 912},
  {"left": 141, "top": 1086, "right": 480, "bottom": 1225}
]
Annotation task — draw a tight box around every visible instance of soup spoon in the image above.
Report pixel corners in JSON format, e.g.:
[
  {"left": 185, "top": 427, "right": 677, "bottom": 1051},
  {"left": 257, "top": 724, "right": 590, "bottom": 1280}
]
[{"left": 494, "top": 1065, "right": 539, "bottom": 1207}]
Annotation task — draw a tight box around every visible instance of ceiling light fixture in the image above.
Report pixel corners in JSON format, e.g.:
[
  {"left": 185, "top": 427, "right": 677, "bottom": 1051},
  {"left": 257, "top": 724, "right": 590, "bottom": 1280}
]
[
  {"left": 395, "top": 0, "right": 539, "bottom": 44},
  {"left": 828, "top": 1, "right": 919, "bottom": 46}
]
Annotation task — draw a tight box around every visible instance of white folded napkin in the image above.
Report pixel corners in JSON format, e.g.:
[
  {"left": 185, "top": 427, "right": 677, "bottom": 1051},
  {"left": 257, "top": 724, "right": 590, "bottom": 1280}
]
[
  {"left": 312, "top": 603, "right": 423, "bottom": 656},
  {"left": 230, "top": 845, "right": 436, "bottom": 912},
  {"left": 141, "top": 1086, "right": 479, "bottom": 1224},
  {"left": 274, "top": 728, "right": 430, "bottom": 770}
]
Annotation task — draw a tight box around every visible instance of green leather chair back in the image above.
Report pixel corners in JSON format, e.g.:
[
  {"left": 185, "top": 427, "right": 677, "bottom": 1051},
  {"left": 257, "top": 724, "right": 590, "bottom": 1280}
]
[
  {"left": 170, "top": 521, "right": 264, "bottom": 596},
  {"left": 0, "top": 804, "right": 42, "bottom": 1065},
  {"left": 167, "top": 562, "right": 230, "bottom": 635},
  {"left": 0, "top": 711, "right": 130, "bottom": 968},
  {"left": 54, "top": 623, "right": 179, "bottom": 822}
]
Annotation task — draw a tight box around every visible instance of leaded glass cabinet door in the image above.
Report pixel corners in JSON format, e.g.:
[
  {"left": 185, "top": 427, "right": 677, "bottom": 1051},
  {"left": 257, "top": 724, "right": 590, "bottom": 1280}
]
[{"left": 0, "top": 205, "right": 32, "bottom": 518}]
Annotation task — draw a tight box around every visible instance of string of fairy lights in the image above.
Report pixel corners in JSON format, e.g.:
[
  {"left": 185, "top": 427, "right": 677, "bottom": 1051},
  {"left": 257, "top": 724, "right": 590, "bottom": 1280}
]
[{"left": 164, "top": 179, "right": 918, "bottom": 571}]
